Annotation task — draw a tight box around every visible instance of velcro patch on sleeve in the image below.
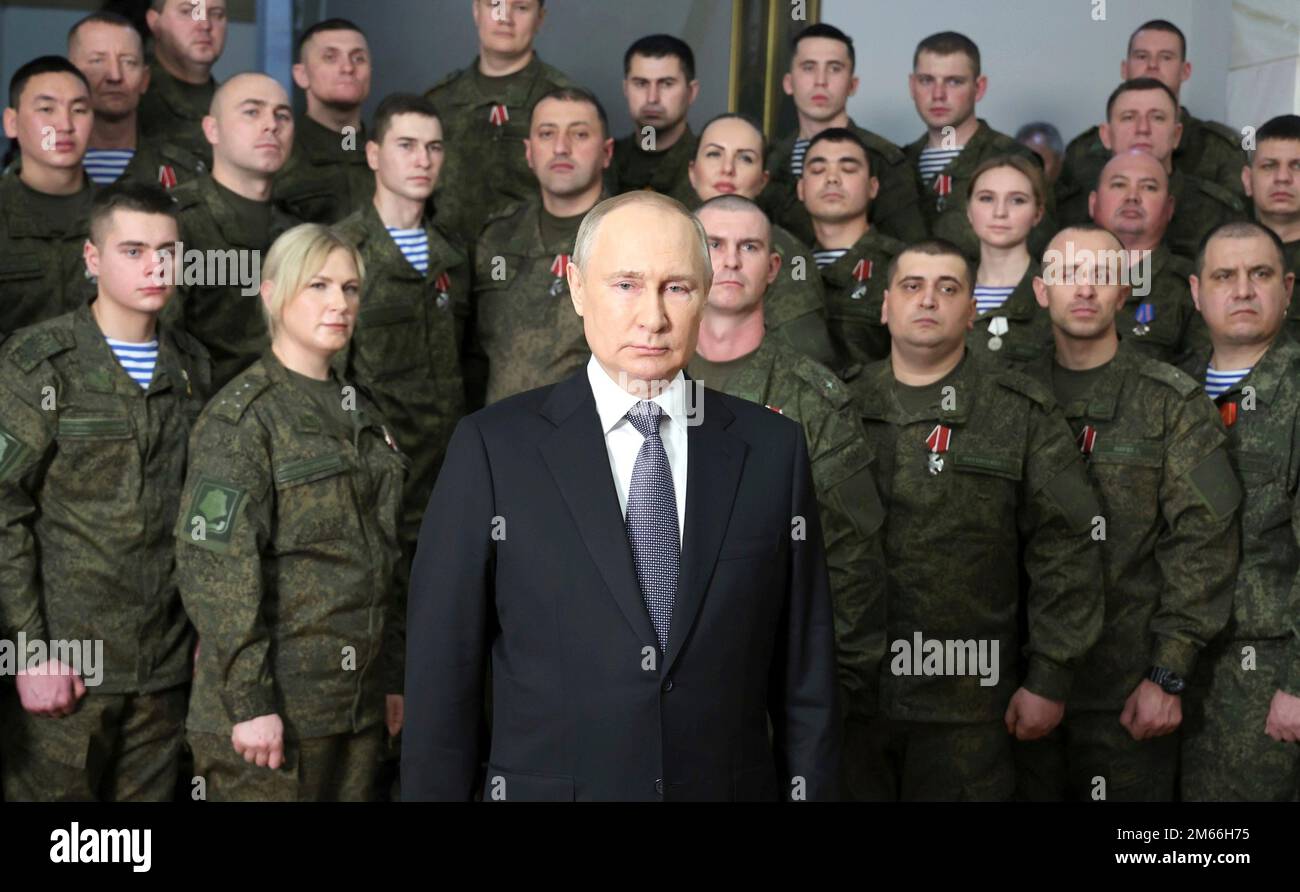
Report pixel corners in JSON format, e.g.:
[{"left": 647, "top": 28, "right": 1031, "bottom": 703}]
[
  {"left": 1187, "top": 448, "right": 1243, "bottom": 519},
  {"left": 183, "top": 478, "right": 247, "bottom": 553},
  {"left": 0, "top": 425, "right": 35, "bottom": 482}
]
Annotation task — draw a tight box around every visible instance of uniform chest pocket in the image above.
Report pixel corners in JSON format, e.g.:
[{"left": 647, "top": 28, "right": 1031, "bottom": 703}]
[
  {"left": 0, "top": 252, "right": 44, "bottom": 282},
  {"left": 948, "top": 451, "right": 1022, "bottom": 518},
  {"left": 354, "top": 300, "right": 426, "bottom": 379},
  {"left": 1231, "top": 450, "right": 1279, "bottom": 489},
  {"left": 53, "top": 413, "right": 136, "bottom": 501},
  {"left": 273, "top": 452, "right": 357, "bottom": 546}
]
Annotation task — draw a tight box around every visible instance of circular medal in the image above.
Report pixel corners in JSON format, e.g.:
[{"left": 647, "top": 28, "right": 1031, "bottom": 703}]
[
  {"left": 549, "top": 278, "right": 566, "bottom": 298},
  {"left": 851, "top": 284, "right": 868, "bottom": 301},
  {"left": 988, "top": 336, "right": 1003, "bottom": 351},
  {"left": 1132, "top": 324, "right": 1149, "bottom": 337}
]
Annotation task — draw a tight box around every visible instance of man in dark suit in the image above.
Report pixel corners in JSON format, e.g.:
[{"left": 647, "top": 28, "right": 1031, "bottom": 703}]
[{"left": 403, "top": 191, "right": 842, "bottom": 801}]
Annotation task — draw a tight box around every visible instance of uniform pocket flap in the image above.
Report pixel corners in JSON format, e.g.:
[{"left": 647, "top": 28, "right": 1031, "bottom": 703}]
[
  {"left": 0, "top": 253, "right": 44, "bottom": 280},
  {"left": 1090, "top": 439, "right": 1163, "bottom": 467},
  {"left": 273, "top": 453, "right": 349, "bottom": 487},
  {"left": 359, "top": 301, "right": 421, "bottom": 328},
  {"left": 56, "top": 414, "right": 132, "bottom": 439},
  {"left": 952, "top": 452, "right": 1022, "bottom": 480}
]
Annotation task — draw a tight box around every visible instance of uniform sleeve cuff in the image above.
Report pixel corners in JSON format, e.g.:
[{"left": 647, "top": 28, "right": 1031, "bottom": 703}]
[
  {"left": 1150, "top": 637, "right": 1198, "bottom": 679},
  {"left": 1023, "top": 656, "right": 1073, "bottom": 702},
  {"left": 221, "top": 686, "right": 278, "bottom": 725}
]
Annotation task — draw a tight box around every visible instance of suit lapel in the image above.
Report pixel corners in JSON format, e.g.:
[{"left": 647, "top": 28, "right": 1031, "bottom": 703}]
[
  {"left": 665, "top": 388, "right": 745, "bottom": 674},
  {"left": 539, "top": 372, "right": 658, "bottom": 649}
]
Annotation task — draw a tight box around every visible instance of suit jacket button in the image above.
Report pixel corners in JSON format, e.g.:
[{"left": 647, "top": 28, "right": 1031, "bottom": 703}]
[
  {"left": 654, "top": 778, "right": 664, "bottom": 796},
  {"left": 661, "top": 679, "right": 673, "bottom": 692}
]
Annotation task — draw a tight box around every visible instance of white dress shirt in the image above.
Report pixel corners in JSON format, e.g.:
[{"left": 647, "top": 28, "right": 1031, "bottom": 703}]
[{"left": 586, "top": 356, "right": 689, "bottom": 546}]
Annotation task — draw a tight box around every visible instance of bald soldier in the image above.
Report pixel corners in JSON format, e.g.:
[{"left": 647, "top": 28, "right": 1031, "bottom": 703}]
[
  {"left": 425, "top": 0, "right": 573, "bottom": 243},
  {"left": 273, "top": 18, "right": 375, "bottom": 224},
  {"left": 1015, "top": 224, "right": 1239, "bottom": 801},
  {"left": 1243, "top": 115, "right": 1300, "bottom": 340},
  {"left": 1057, "top": 78, "right": 1244, "bottom": 259},
  {"left": 469, "top": 86, "right": 611, "bottom": 406},
  {"left": 1088, "top": 150, "right": 1199, "bottom": 363},
  {"left": 167, "top": 73, "right": 298, "bottom": 389},
  {"left": 687, "top": 195, "right": 885, "bottom": 727},
  {"left": 67, "top": 11, "right": 204, "bottom": 191},
  {"left": 1059, "top": 19, "right": 1247, "bottom": 207},
  {"left": 1180, "top": 222, "right": 1300, "bottom": 801},
  {"left": 845, "top": 240, "right": 1104, "bottom": 801},
  {"left": 139, "top": 0, "right": 228, "bottom": 167},
  {"left": 685, "top": 112, "right": 838, "bottom": 371},
  {"left": 0, "top": 57, "right": 95, "bottom": 336}
]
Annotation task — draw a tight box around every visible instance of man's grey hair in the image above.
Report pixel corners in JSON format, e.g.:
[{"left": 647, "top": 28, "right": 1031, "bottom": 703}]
[{"left": 573, "top": 191, "right": 713, "bottom": 291}]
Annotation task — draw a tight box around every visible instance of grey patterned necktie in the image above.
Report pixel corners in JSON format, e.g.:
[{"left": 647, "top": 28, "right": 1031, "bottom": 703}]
[{"left": 624, "top": 400, "right": 679, "bottom": 651}]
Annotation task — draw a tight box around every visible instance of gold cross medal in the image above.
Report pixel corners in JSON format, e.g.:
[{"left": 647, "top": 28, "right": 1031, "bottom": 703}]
[
  {"left": 549, "top": 254, "right": 570, "bottom": 297},
  {"left": 987, "top": 315, "right": 1009, "bottom": 351},
  {"left": 926, "top": 423, "right": 952, "bottom": 475}
]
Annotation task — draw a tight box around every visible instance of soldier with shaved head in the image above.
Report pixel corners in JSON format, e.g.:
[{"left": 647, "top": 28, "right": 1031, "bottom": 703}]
[{"left": 168, "top": 72, "right": 299, "bottom": 388}]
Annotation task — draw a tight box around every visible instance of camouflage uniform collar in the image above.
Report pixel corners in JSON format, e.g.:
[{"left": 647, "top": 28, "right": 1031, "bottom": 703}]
[
  {"left": 1175, "top": 107, "right": 1199, "bottom": 163},
  {"left": 71, "top": 298, "right": 184, "bottom": 396},
  {"left": 296, "top": 115, "right": 368, "bottom": 165},
  {"left": 1028, "top": 341, "right": 1135, "bottom": 421},
  {"left": 1219, "top": 332, "right": 1300, "bottom": 406},
  {"left": 0, "top": 172, "right": 94, "bottom": 238},
  {"left": 699, "top": 338, "right": 775, "bottom": 406},
  {"left": 906, "top": 117, "right": 995, "bottom": 159},
  {"left": 819, "top": 227, "right": 891, "bottom": 285},
  {"left": 358, "top": 200, "right": 464, "bottom": 281},
  {"left": 860, "top": 349, "right": 974, "bottom": 425},
  {"left": 198, "top": 175, "right": 295, "bottom": 248},
  {"left": 975, "top": 260, "right": 1041, "bottom": 322},
  {"left": 261, "top": 347, "right": 367, "bottom": 432},
  {"left": 465, "top": 53, "right": 548, "bottom": 105},
  {"left": 530, "top": 195, "right": 601, "bottom": 254},
  {"left": 148, "top": 58, "right": 215, "bottom": 120}
]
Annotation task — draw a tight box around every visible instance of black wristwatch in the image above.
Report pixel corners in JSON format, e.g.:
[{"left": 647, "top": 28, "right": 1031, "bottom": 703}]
[{"left": 1147, "top": 666, "right": 1186, "bottom": 695}]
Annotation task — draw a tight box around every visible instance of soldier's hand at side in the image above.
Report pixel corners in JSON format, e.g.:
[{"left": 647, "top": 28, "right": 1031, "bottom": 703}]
[
  {"left": 231, "top": 714, "right": 285, "bottom": 769},
  {"left": 15, "top": 660, "right": 86, "bottom": 717},
  {"left": 1264, "top": 690, "right": 1300, "bottom": 743},
  {"left": 385, "top": 694, "right": 404, "bottom": 737},
  {"left": 1120, "top": 680, "right": 1182, "bottom": 741},
  {"left": 1004, "top": 687, "right": 1065, "bottom": 740}
]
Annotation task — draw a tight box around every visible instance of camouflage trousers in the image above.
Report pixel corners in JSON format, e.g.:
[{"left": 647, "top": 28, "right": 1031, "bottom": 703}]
[
  {"left": 844, "top": 716, "right": 1014, "bottom": 801},
  {"left": 1013, "top": 710, "right": 1178, "bottom": 801},
  {"left": 1182, "top": 638, "right": 1300, "bottom": 801},
  {"left": 0, "top": 685, "right": 187, "bottom": 802},
  {"left": 189, "top": 723, "right": 385, "bottom": 802}
]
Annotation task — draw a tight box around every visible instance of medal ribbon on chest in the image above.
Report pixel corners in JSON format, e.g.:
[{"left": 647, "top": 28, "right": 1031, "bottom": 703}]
[{"left": 925, "top": 423, "right": 952, "bottom": 475}]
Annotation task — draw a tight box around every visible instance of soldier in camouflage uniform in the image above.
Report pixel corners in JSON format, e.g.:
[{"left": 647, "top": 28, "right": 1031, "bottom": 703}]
[
  {"left": 139, "top": 0, "right": 226, "bottom": 169},
  {"left": 610, "top": 35, "right": 698, "bottom": 206},
  {"left": 1056, "top": 79, "right": 1244, "bottom": 260},
  {"left": 1180, "top": 222, "right": 1300, "bottom": 801},
  {"left": 800, "top": 128, "right": 904, "bottom": 366},
  {"left": 1015, "top": 225, "right": 1240, "bottom": 801},
  {"left": 470, "top": 87, "right": 611, "bottom": 406},
  {"left": 0, "top": 184, "right": 212, "bottom": 801},
  {"left": 67, "top": 12, "right": 203, "bottom": 193},
  {"left": 1087, "top": 150, "right": 1201, "bottom": 364},
  {"left": 688, "top": 196, "right": 885, "bottom": 738},
  {"left": 178, "top": 225, "right": 407, "bottom": 802},
  {"left": 904, "top": 32, "right": 1055, "bottom": 261},
  {"left": 845, "top": 240, "right": 1105, "bottom": 801},
  {"left": 425, "top": 0, "right": 572, "bottom": 243},
  {"left": 1242, "top": 115, "right": 1300, "bottom": 342},
  {"left": 0, "top": 58, "right": 96, "bottom": 337},
  {"left": 273, "top": 19, "right": 375, "bottom": 224},
  {"left": 336, "top": 93, "right": 470, "bottom": 671},
  {"left": 963, "top": 156, "right": 1053, "bottom": 367},
  {"left": 1058, "top": 19, "right": 1248, "bottom": 209},
  {"left": 760, "top": 24, "right": 927, "bottom": 248},
  {"left": 686, "top": 113, "right": 838, "bottom": 371},
  {"left": 167, "top": 73, "right": 299, "bottom": 390}
]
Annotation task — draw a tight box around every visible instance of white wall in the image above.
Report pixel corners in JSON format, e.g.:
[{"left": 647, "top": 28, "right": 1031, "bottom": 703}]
[{"left": 821, "top": 0, "right": 1235, "bottom": 147}]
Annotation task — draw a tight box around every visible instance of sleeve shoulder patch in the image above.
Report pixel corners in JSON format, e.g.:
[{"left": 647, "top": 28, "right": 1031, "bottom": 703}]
[
  {"left": 182, "top": 477, "right": 247, "bottom": 553},
  {"left": 1136, "top": 356, "right": 1200, "bottom": 398},
  {"left": 425, "top": 67, "right": 465, "bottom": 97},
  {"left": 0, "top": 424, "right": 36, "bottom": 482}
]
